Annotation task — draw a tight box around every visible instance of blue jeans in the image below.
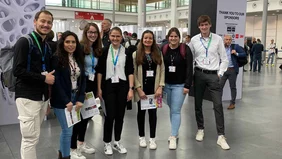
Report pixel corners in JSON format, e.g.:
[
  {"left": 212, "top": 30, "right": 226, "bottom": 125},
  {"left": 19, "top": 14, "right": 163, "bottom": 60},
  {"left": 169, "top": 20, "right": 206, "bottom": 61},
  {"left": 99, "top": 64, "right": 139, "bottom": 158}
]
[
  {"left": 53, "top": 92, "right": 76, "bottom": 157},
  {"left": 267, "top": 53, "right": 275, "bottom": 64},
  {"left": 53, "top": 108, "right": 73, "bottom": 158},
  {"left": 164, "top": 84, "right": 186, "bottom": 137}
]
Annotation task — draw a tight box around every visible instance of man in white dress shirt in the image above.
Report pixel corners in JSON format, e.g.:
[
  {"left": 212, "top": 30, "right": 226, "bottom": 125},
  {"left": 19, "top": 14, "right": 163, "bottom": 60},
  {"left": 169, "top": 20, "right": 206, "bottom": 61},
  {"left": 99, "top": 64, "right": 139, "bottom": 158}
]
[{"left": 189, "top": 15, "right": 230, "bottom": 150}]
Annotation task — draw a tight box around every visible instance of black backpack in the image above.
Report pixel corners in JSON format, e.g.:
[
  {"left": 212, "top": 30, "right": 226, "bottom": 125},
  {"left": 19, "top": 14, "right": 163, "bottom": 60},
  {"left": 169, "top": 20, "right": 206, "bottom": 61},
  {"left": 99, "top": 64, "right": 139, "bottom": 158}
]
[
  {"left": 127, "top": 40, "right": 140, "bottom": 54},
  {"left": 231, "top": 44, "right": 248, "bottom": 67}
]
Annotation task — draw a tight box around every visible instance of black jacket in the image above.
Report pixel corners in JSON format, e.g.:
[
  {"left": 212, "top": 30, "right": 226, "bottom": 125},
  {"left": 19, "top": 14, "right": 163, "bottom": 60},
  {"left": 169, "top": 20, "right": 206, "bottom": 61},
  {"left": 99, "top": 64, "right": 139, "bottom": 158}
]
[
  {"left": 50, "top": 56, "right": 86, "bottom": 109},
  {"left": 13, "top": 32, "right": 51, "bottom": 101},
  {"left": 102, "top": 30, "right": 111, "bottom": 48}
]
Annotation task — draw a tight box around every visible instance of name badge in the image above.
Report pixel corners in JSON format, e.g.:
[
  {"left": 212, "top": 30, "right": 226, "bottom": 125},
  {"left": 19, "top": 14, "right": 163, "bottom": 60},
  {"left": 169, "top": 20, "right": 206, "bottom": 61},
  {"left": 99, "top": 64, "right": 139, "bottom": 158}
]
[
  {"left": 146, "top": 70, "right": 154, "bottom": 77},
  {"left": 88, "top": 74, "right": 95, "bottom": 81},
  {"left": 203, "top": 58, "right": 210, "bottom": 65},
  {"left": 72, "top": 81, "right": 77, "bottom": 90},
  {"left": 169, "top": 66, "right": 176, "bottom": 72},
  {"left": 41, "top": 71, "right": 48, "bottom": 75},
  {"left": 111, "top": 75, "right": 119, "bottom": 83}
]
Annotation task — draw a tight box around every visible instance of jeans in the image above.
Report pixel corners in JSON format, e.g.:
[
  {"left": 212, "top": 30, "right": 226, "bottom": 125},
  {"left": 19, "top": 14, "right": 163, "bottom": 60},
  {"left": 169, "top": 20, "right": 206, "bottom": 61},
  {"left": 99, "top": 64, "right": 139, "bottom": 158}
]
[
  {"left": 267, "top": 53, "right": 275, "bottom": 64},
  {"left": 253, "top": 54, "right": 262, "bottom": 72},
  {"left": 54, "top": 108, "right": 73, "bottom": 158},
  {"left": 53, "top": 92, "right": 76, "bottom": 157},
  {"left": 16, "top": 98, "right": 48, "bottom": 159},
  {"left": 164, "top": 84, "right": 186, "bottom": 137}
]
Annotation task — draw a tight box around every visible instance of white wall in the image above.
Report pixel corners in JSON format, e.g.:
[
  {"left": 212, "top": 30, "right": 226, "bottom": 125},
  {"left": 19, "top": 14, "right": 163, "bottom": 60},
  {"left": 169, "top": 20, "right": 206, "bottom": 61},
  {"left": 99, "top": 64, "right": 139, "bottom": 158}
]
[{"left": 245, "top": 15, "right": 281, "bottom": 48}]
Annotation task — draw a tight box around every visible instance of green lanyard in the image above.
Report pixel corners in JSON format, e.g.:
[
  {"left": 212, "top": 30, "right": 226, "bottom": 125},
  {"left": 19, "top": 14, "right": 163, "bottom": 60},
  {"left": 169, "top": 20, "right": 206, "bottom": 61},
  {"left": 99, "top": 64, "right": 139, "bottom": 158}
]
[
  {"left": 31, "top": 32, "right": 47, "bottom": 71},
  {"left": 200, "top": 34, "right": 212, "bottom": 57},
  {"left": 110, "top": 45, "right": 121, "bottom": 68}
]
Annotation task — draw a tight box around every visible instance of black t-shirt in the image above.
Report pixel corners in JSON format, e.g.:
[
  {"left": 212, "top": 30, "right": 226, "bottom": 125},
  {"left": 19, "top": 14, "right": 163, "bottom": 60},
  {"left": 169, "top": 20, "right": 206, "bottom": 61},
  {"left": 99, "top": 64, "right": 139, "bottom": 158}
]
[
  {"left": 142, "top": 53, "right": 157, "bottom": 95},
  {"left": 163, "top": 46, "right": 186, "bottom": 85}
]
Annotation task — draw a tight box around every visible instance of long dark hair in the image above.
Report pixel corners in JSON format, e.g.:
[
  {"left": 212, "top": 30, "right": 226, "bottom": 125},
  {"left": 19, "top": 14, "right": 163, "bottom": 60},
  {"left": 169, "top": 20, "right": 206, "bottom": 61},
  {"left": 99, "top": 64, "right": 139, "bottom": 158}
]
[
  {"left": 80, "top": 23, "right": 102, "bottom": 57},
  {"left": 136, "top": 30, "right": 162, "bottom": 65},
  {"left": 56, "top": 31, "right": 84, "bottom": 69}
]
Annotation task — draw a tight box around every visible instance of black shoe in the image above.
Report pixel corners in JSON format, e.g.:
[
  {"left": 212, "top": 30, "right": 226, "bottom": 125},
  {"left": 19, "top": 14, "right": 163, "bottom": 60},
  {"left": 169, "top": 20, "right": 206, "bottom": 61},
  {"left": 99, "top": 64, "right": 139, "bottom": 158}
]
[{"left": 243, "top": 69, "right": 247, "bottom": 72}]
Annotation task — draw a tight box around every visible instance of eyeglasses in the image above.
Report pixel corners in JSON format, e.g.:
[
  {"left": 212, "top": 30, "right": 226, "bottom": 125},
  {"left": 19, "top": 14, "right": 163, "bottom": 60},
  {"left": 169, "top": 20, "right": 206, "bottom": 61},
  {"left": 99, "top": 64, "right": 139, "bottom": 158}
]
[{"left": 87, "top": 31, "right": 98, "bottom": 35}]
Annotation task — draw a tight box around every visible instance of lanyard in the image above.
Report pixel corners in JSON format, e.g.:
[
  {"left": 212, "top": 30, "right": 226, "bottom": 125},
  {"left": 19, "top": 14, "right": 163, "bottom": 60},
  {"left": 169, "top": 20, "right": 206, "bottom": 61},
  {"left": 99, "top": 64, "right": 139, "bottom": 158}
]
[
  {"left": 31, "top": 32, "right": 47, "bottom": 71},
  {"left": 110, "top": 45, "right": 121, "bottom": 71},
  {"left": 170, "top": 52, "right": 177, "bottom": 66},
  {"left": 90, "top": 54, "right": 95, "bottom": 73},
  {"left": 90, "top": 48, "right": 95, "bottom": 73},
  {"left": 145, "top": 54, "right": 152, "bottom": 70},
  {"left": 200, "top": 34, "right": 212, "bottom": 57},
  {"left": 69, "top": 58, "right": 77, "bottom": 81}
]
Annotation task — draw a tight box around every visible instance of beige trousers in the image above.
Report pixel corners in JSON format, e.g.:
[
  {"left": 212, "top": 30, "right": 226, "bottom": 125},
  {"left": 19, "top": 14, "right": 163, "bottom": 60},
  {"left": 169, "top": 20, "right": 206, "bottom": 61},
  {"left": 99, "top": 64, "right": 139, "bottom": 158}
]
[{"left": 16, "top": 98, "right": 49, "bottom": 159}]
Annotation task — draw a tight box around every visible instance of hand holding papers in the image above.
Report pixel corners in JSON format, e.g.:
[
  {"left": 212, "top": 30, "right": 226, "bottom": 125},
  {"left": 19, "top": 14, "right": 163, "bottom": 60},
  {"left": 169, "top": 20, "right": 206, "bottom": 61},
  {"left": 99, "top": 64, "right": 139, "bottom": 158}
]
[
  {"left": 65, "top": 106, "right": 81, "bottom": 128},
  {"left": 81, "top": 92, "right": 100, "bottom": 119}
]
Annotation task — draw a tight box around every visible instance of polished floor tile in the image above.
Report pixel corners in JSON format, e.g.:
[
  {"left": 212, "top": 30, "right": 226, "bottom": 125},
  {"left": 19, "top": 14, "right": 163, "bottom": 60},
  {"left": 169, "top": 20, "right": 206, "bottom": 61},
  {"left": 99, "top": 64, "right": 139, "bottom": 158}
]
[{"left": 1, "top": 60, "right": 282, "bottom": 159}]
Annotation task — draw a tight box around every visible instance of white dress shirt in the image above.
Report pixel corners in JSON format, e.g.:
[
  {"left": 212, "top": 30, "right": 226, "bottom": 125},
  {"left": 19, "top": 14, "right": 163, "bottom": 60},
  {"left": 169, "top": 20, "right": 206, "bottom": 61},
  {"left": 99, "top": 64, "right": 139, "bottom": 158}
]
[
  {"left": 189, "top": 33, "right": 228, "bottom": 76},
  {"left": 106, "top": 45, "right": 127, "bottom": 81}
]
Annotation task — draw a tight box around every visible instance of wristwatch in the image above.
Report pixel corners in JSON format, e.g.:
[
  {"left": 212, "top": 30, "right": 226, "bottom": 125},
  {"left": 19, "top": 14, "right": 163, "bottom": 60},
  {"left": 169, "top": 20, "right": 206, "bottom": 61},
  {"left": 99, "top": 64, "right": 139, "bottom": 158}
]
[{"left": 130, "top": 86, "right": 134, "bottom": 90}]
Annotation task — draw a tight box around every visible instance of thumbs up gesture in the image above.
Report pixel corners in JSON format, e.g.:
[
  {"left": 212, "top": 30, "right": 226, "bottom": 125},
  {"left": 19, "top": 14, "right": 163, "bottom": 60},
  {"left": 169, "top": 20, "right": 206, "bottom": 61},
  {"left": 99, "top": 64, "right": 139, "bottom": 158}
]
[{"left": 45, "top": 70, "right": 55, "bottom": 85}]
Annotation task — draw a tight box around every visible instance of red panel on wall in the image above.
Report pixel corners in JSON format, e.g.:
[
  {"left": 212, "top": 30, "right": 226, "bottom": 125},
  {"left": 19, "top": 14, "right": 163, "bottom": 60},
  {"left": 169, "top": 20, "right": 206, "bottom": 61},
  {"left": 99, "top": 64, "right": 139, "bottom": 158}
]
[{"left": 75, "top": 11, "right": 104, "bottom": 20}]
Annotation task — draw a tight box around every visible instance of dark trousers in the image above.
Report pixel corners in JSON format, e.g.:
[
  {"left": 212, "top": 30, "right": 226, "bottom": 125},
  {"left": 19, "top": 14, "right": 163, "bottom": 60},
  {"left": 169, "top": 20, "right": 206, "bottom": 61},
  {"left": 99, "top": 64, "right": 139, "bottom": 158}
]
[
  {"left": 103, "top": 80, "right": 128, "bottom": 143},
  {"left": 194, "top": 70, "right": 225, "bottom": 135},
  {"left": 70, "top": 78, "right": 96, "bottom": 149},
  {"left": 249, "top": 53, "right": 254, "bottom": 71},
  {"left": 71, "top": 117, "right": 89, "bottom": 149},
  {"left": 220, "top": 68, "right": 238, "bottom": 105},
  {"left": 137, "top": 101, "right": 157, "bottom": 138},
  {"left": 253, "top": 54, "right": 262, "bottom": 72}
]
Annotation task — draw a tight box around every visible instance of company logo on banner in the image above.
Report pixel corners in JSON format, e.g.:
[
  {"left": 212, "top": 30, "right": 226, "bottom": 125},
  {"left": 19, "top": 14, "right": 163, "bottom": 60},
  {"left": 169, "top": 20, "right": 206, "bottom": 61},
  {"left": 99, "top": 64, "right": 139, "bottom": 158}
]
[
  {"left": 216, "top": 0, "right": 247, "bottom": 46},
  {"left": 216, "top": 0, "right": 247, "bottom": 101},
  {"left": 75, "top": 11, "right": 104, "bottom": 20}
]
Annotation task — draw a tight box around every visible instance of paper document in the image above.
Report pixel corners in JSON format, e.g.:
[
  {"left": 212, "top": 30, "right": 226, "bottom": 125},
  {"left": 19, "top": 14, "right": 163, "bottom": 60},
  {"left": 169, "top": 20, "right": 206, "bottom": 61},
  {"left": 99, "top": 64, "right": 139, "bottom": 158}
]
[
  {"left": 81, "top": 92, "right": 100, "bottom": 119},
  {"left": 140, "top": 94, "right": 162, "bottom": 110},
  {"left": 65, "top": 106, "right": 81, "bottom": 128}
]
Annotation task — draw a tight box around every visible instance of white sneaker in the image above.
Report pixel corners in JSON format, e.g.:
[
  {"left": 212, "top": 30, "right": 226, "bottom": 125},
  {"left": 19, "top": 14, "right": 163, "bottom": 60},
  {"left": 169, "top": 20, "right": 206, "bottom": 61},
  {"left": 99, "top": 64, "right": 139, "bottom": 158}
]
[
  {"left": 217, "top": 135, "right": 230, "bottom": 150},
  {"left": 168, "top": 135, "right": 179, "bottom": 141},
  {"left": 139, "top": 137, "right": 147, "bottom": 148},
  {"left": 104, "top": 143, "right": 113, "bottom": 155},
  {"left": 78, "top": 142, "right": 95, "bottom": 154},
  {"left": 112, "top": 141, "right": 127, "bottom": 154},
  {"left": 149, "top": 138, "right": 157, "bottom": 150},
  {"left": 196, "top": 129, "right": 204, "bottom": 142},
  {"left": 70, "top": 149, "right": 86, "bottom": 159},
  {"left": 168, "top": 136, "right": 177, "bottom": 150}
]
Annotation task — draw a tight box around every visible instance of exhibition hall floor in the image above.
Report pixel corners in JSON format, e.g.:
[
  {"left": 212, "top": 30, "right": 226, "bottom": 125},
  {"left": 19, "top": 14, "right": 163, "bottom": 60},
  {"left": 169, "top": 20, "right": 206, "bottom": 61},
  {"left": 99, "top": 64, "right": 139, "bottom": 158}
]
[{"left": 0, "top": 61, "right": 282, "bottom": 159}]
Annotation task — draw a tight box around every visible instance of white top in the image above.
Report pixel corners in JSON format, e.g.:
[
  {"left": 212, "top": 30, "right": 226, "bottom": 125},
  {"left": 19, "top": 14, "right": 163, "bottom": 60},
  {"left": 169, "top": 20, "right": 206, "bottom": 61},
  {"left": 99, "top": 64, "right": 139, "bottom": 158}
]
[
  {"left": 189, "top": 33, "right": 228, "bottom": 76},
  {"left": 268, "top": 43, "right": 276, "bottom": 54},
  {"left": 69, "top": 54, "right": 80, "bottom": 82},
  {"left": 106, "top": 45, "right": 127, "bottom": 81}
]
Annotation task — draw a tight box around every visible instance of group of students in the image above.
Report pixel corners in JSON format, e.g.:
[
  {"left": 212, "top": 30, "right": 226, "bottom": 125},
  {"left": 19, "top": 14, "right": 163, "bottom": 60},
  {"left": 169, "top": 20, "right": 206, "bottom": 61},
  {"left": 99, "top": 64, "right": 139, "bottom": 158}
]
[{"left": 14, "top": 10, "right": 232, "bottom": 159}]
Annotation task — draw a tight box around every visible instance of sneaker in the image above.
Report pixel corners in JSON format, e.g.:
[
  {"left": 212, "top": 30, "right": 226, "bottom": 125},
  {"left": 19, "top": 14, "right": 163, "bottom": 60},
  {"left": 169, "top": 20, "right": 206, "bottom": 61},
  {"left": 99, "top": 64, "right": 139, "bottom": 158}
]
[
  {"left": 168, "top": 135, "right": 179, "bottom": 141},
  {"left": 149, "top": 138, "right": 157, "bottom": 150},
  {"left": 272, "top": 64, "right": 275, "bottom": 67},
  {"left": 196, "top": 129, "right": 204, "bottom": 142},
  {"left": 70, "top": 149, "right": 86, "bottom": 159},
  {"left": 168, "top": 136, "right": 177, "bottom": 150},
  {"left": 113, "top": 141, "right": 127, "bottom": 154},
  {"left": 104, "top": 143, "right": 113, "bottom": 155},
  {"left": 217, "top": 135, "right": 230, "bottom": 150},
  {"left": 139, "top": 137, "right": 147, "bottom": 148},
  {"left": 266, "top": 64, "right": 269, "bottom": 66},
  {"left": 78, "top": 142, "right": 95, "bottom": 154}
]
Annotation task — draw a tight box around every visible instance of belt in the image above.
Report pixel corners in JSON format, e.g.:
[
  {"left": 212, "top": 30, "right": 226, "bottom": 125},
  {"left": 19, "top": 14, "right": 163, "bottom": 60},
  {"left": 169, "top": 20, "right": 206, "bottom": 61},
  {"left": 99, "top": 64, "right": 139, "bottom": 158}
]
[{"left": 195, "top": 67, "right": 217, "bottom": 74}]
